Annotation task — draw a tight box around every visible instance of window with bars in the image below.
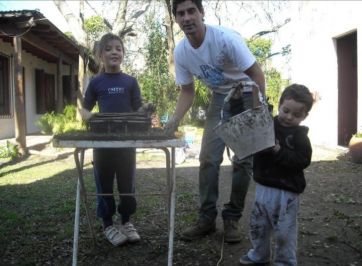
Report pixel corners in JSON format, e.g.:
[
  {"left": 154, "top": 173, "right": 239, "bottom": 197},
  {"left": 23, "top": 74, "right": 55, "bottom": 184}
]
[{"left": 0, "top": 54, "right": 11, "bottom": 117}]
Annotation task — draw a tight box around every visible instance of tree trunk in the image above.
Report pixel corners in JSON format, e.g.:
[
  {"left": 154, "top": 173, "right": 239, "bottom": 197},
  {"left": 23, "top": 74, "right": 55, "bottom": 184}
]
[
  {"left": 13, "top": 36, "right": 27, "bottom": 156},
  {"left": 113, "top": 0, "right": 128, "bottom": 36},
  {"left": 53, "top": 0, "right": 86, "bottom": 46},
  {"left": 164, "top": 0, "right": 175, "bottom": 78},
  {"left": 76, "top": 52, "right": 86, "bottom": 121},
  {"left": 70, "top": 64, "right": 76, "bottom": 104}
]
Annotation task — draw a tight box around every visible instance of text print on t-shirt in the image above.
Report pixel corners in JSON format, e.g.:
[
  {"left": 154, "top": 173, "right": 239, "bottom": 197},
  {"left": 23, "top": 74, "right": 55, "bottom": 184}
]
[
  {"left": 108, "top": 87, "right": 125, "bottom": 94},
  {"left": 199, "top": 64, "right": 226, "bottom": 87}
]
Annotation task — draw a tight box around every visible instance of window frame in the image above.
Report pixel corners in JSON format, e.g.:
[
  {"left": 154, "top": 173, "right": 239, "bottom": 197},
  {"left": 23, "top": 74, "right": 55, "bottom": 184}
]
[
  {"left": 0, "top": 53, "right": 13, "bottom": 118},
  {"left": 35, "top": 68, "right": 55, "bottom": 114}
]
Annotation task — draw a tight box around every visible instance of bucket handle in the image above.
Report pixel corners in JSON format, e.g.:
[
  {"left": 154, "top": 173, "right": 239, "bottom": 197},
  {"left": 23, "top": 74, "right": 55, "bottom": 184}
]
[
  {"left": 221, "top": 80, "right": 265, "bottom": 121},
  {"left": 220, "top": 80, "right": 267, "bottom": 162}
]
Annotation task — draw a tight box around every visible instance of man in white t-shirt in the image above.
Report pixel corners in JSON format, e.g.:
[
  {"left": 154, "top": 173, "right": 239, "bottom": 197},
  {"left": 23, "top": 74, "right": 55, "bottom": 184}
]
[{"left": 165, "top": 0, "right": 266, "bottom": 243}]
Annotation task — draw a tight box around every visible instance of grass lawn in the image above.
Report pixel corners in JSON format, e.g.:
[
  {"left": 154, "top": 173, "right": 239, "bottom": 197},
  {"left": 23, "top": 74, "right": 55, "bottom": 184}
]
[
  {"left": 0, "top": 154, "right": 93, "bottom": 264},
  {"left": 2, "top": 130, "right": 361, "bottom": 265},
  {"left": 0, "top": 126, "right": 203, "bottom": 265},
  {"left": 0, "top": 151, "right": 181, "bottom": 264}
]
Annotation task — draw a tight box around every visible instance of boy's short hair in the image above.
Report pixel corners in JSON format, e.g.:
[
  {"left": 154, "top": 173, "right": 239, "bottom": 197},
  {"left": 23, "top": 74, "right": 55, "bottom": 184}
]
[
  {"left": 279, "top": 84, "right": 314, "bottom": 113},
  {"left": 172, "top": 0, "right": 203, "bottom": 16}
]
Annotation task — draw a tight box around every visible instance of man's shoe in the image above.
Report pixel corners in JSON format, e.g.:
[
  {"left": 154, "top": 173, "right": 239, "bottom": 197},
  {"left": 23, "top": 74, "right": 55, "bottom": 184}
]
[
  {"left": 224, "top": 219, "right": 242, "bottom": 243},
  {"left": 239, "top": 254, "right": 269, "bottom": 265},
  {"left": 239, "top": 254, "right": 255, "bottom": 265},
  {"left": 181, "top": 219, "right": 216, "bottom": 240}
]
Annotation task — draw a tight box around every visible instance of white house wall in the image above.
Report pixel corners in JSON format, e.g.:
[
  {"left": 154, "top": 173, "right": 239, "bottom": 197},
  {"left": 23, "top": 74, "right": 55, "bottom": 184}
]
[
  {"left": 0, "top": 38, "right": 66, "bottom": 139},
  {"left": 279, "top": 1, "right": 362, "bottom": 146}
]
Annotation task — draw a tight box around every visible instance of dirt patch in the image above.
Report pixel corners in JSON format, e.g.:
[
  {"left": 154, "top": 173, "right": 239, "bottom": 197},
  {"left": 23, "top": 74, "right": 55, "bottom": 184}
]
[
  {"left": 74, "top": 145, "right": 362, "bottom": 266},
  {"left": 1, "top": 144, "right": 361, "bottom": 266}
]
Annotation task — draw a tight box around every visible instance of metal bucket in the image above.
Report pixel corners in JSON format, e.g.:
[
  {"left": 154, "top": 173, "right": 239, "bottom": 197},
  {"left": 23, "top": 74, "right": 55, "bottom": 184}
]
[
  {"left": 214, "top": 104, "right": 274, "bottom": 159},
  {"left": 213, "top": 82, "right": 275, "bottom": 160}
]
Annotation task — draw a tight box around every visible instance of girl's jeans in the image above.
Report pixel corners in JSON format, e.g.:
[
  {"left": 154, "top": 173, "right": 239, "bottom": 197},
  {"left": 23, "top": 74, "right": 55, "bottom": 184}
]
[
  {"left": 93, "top": 148, "right": 137, "bottom": 222},
  {"left": 198, "top": 91, "right": 253, "bottom": 222}
]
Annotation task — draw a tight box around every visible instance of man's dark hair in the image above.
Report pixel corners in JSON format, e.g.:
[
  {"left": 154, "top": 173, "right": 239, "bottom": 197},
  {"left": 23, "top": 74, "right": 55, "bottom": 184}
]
[
  {"left": 172, "top": 0, "right": 203, "bottom": 16},
  {"left": 279, "top": 84, "right": 314, "bottom": 112}
]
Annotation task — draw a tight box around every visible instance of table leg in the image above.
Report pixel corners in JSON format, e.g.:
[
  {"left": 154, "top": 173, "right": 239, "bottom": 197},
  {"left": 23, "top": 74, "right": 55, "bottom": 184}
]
[
  {"left": 72, "top": 178, "right": 81, "bottom": 266},
  {"left": 72, "top": 148, "right": 96, "bottom": 266},
  {"left": 168, "top": 147, "right": 176, "bottom": 266},
  {"left": 74, "top": 149, "right": 96, "bottom": 244},
  {"left": 159, "top": 147, "right": 175, "bottom": 266}
]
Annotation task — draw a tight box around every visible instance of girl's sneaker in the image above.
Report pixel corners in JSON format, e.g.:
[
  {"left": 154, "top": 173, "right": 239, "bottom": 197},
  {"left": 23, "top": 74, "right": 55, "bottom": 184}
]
[
  {"left": 121, "top": 222, "right": 141, "bottom": 243},
  {"left": 104, "top": 225, "right": 128, "bottom": 246}
]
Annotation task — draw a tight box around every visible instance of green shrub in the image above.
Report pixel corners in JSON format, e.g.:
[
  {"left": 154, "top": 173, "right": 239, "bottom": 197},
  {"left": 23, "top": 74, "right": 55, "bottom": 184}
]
[
  {"left": 63, "top": 105, "right": 76, "bottom": 121},
  {"left": 36, "top": 112, "right": 55, "bottom": 134},
  {"left": 35, "top": 105, "right": 86, "bottom": 135},
  {"left": 0, "top": 141, "right": 19, "bottom": 159}
]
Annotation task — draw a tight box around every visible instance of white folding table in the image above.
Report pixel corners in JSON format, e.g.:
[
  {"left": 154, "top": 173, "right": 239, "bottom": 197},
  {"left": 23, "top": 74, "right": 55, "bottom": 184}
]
[{"left": 53, "top": 138, "right": 185, "bottom": 266}]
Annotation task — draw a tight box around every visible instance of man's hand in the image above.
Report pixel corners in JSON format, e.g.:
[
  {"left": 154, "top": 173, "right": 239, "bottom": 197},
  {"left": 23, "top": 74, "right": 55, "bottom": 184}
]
[
  {"left": 137, "top": 102, "right": 156, "bottom": 113},
  {"left": 164, "top": 114, "right": 181, "bottom": 136},
  {"left": 80, "top": 108, "right": 93, "bottom": 121}
]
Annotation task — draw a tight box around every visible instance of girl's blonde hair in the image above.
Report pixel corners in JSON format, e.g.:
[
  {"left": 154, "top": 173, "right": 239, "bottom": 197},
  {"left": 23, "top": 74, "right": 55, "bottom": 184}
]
[{"left": 94, "top": 33, "right": 124, "bottom": 73}]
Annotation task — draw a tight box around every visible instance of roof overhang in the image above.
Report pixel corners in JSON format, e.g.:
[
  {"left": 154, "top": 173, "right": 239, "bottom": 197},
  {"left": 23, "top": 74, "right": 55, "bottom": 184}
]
[{"left": 0, "top": 10, "right": 80, "bottom": 65}]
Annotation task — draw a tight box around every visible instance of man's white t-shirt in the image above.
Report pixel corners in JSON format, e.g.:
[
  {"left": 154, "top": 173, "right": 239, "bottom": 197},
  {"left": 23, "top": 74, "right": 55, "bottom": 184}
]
[{"left": 174, "top": 25, "right": 256, "bottom": 94}]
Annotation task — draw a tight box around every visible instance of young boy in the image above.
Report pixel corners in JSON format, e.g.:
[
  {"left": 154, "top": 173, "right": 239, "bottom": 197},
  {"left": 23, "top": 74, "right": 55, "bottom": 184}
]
[{"left": 239, "top": 84, "right": 314, "bottom": 265}]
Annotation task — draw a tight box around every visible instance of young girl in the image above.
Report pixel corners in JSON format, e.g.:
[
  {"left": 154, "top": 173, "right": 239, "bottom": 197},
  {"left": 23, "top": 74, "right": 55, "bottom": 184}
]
[{"left": 81, "top": 33, "right": 142, "bottom": 246}]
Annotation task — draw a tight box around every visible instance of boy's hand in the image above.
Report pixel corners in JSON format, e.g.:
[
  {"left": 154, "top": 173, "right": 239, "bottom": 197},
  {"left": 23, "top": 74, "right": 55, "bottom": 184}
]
[{"left": 273, "top": 139, "right": 281, "bottom": 153}]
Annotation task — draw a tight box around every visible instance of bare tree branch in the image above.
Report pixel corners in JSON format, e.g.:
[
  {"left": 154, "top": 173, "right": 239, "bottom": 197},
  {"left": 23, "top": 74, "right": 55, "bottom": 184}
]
[
  {"left": 214, "top": 0, "right": 221, "bottom": 25},
  {"left": 251, "top": 18, "right": 291, "bottom": 40},
  {"left": 113, "top": 0, "right": 151, "bottom": 38},
  {"left": 85, "top": 0, "right": 112, "bottom": 30},
  {"left": 53, "top": 0, "right": 86, "bottom": 45},
  {"left": 113, "top": 0, "right": 128, "bottom": 36}
]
